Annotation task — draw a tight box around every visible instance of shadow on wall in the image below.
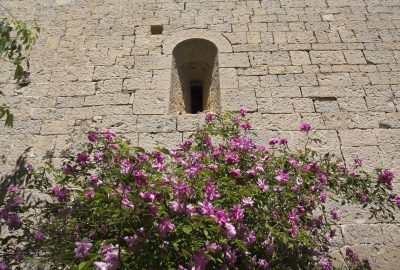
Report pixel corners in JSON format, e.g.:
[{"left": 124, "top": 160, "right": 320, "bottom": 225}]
[{"left": 0, "top": 148, "right": 32, "bottom": 205}]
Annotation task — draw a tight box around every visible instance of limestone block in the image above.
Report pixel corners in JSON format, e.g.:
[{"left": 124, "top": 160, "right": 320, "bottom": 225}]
[
  {"left": 219, "top": 53, "right": 250, "bottom": 67},
  {"left": 123, "top": 70, "right": 153, "bottom": 90},
  {"left": 56, "top": 96, "right": 85, "bottom": 108},
  {"left": 337, "top": 97, "right": 368, "bottom": 112},
  {"left": 301, "top": 86, "right": 365, "bottom": 97},
  {"left": 342, "top": 224, "right": 384, "bottom": 245},
  {"left": 289, "top": 51, "right": 311, "bottom": 65},
  {"left": 93, "top": 115, "right": 137, "bottom": 134},
  {"left": 138, "top": 132, "right": 182, "bottom": 149},
  {"left": 177, "top": 114, "right": 205, "bottom": 132},
  {"left": 343, "top": 50, "right": 367, "bottom": 64},
  {"left": 271, "top": 51, "right": 291, "bottom": 65},
  {"left": 49, "top": 82, "right": 96, "bottom": 97},
  {"left": 364, "top": 85, "right": 394, "bottom": 97},
  {"left": 260, "top": 75, "right": 280, "bottom": 87},
  {"left": 379, "top": 144, "right": 400, "bottom": 173},
  {"left": 278, "top": 74, "right": 295, "bottom": 87},
  {"left": 151, "top": 69, "right": 171, "bottom": 91},
  {"left": 257, "top": 98, "right": 294, "bottom": 114},
  {"left": 310, "top": 51, "right": 346, "bottom": 64},
  {"left": 51, "top": 66, "right": 94, "bottom": 82},
  {"left": 339, "top": 129, "right": 378, "bottom": 147},
  {"left": 220, "top": 68, "right": 239, "bottom": 89},
  {"left": 318, "top": 73, "right": 353, "bottom": 86},
  {"left": 265, "top": 86, "right": 302, "bottom": 98},
  {"left": 262, "top": 113, "right": 302, "bottom": 130},
  {"left": 342, "top": 146, "right": 382, "bottom": 171},
  {"left": 221, "top": 88, "right": 257, "bottom": 112},
  {"left": 286, "top": 31, "right": 316, "bottom": 43},
  {"left": 314, "top": 99, "right": 340, "bottom": 112},
  {"left": 132, "top": 90, "right": 167, "bottom": 115},
  {"left": 40, "top": 120, "right": 75, "bottom": 135},
  {"left": 238, "top": 76, "right": 261, "bottom": 89},
  {"left": 366, "top": 97, "right": 396, "bottom": 112},
  {"left": 293, "top": 73, "right": 318, "bottom": 86},
  {"left": 292, "top": 98, "right": 315, "bottom": 112},
  {"left": 84, "top": 93, "right": 131, "bottom": 106},
  {"left": 364, "top": 50, "right": 396, "bottom": 64},
  {"left": 136, "top": 115, "right": 176, "bottom": 133},
  {"left": 375, "top": 129, "right": 400, "bottom": 145},
  {"left": 369, "top": 72, "right": 400, "bottom": 85},
  {"left": 92, "top": 65, "right": 128, "bottom": 80},
  {"left": 97, "top": 79, "right": 123, "bottom": 94}
]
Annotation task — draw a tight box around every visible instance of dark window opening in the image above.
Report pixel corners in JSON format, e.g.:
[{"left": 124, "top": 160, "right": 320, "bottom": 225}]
[
  {"left": 190, "top": 81, "right": 203, "bottom": 113},
  {"left": 151, "top": 25, "right": 163, "bottom": 35}
]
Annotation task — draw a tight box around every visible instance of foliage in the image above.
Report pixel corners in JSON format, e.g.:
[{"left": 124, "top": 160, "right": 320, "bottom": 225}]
[
  {"left": 0, "top": 110, "right": 398, "bottom": 270},
  {"left": 0, "top": 5, "right": 40, "bottom": 127}
]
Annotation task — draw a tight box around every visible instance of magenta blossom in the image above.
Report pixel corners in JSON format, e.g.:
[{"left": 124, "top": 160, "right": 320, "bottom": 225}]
[
  {"left": 298, "top": 121, "right": 311, "bottom": 133},
  {"left": 229, "top": 168, "right": 241, "bottom": 177},
  {"left": 93, "top": 244, "right": 120, "bottom": 270},
  {"left": 76, "top": 152, "right": 90, "bottom": 164},
  {"left": 395, "top": 195, "right": 400, "bottom": 207},
  {"left": 198, "top": 201, "right": 215, "bottom": 215},
  {"left": 275, "top": 170, "right": 289, "bottom": 184},
  {"left": 213, "top": 208, "right": 229, "bottom": 225},
  {"left": 378, "top": 169, "right": 395, "bottom": 188},
  {"left": 330, "top": 208, "right": 340, "bottom": 221},
  {"left": 225, "top": 223, "right": 237, "bottom": 238},
  {"left": 242, "top": 197, "right": 254, "bottom": 207},
  {"left": 239, "top": 107, "right": 247, "bottom": 116},
  {"left": 88, "top": 132, "right": 99, "bottom": 142},
  {"left": 33, "top": 230, "right": 45, "bottom": 240},
  {"left": 74, "top": 238, "right": 92, "bottom": 258},
  {"left": 319, "top": 257, "right": 332, "bottom": 270},
  {"left": 231, "top": 204, "right": 244, "bottom": 221},
  {"left": 157, "top": 218, "right": 175, "bottom": 238},
  {"left": 204, "top": 182, "right": 220, "bottom": 201},
  {"left": 257, "top": 179, "right": 269, "bottom": 192},
  {"left": 0, "top": 260, "right": 7, "bottom": 270},
  {"left": 205, "top": 113, "right": 213, "bottom": 122}
]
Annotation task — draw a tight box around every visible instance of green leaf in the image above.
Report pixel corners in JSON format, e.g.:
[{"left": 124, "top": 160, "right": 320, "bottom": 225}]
[
  {"left": 77, "top": 260, "right": 92, "bottom": 270},
  {"left": 182, "top": 225, "right": 192, "bottom": 234}
]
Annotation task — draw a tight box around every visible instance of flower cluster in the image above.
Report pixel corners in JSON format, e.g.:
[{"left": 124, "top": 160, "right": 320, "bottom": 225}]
[{"left": 0, "top": 110, "right": 398, "bottom": 270}]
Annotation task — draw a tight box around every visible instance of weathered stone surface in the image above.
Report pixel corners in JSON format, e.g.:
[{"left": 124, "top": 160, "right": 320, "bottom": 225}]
[{"left": 1, "top": 0, "right": 400, "bottom": 267}]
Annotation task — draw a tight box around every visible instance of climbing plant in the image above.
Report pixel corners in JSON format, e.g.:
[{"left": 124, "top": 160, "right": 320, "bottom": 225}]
[{"left": 0, "top": 5, "right": 40, "bottom": 127}]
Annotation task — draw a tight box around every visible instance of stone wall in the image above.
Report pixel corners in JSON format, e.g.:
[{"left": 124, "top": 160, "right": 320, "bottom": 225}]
[{"left": 0, "top": 0, "right": 400, "bottom": 268}]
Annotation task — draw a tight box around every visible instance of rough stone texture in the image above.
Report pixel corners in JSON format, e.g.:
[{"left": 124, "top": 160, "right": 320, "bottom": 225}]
[{"left": 0, "top": 0, "right": 400, "bottom": 268}]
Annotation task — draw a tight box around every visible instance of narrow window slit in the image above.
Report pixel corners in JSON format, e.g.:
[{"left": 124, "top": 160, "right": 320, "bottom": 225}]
[{"left": 190, "top": 80, "right": 203, "bottom": 113}]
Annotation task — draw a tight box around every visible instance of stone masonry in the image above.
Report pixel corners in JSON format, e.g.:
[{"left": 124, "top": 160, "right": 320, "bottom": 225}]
[{"left": 1, "top": 0, "right": 400, "bottom": 268}]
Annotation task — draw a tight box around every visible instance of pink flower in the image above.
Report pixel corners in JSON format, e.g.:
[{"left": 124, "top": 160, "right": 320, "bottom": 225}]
[
  {"left": 319, "top": 257, "right": 332, "bottom": 270},
  {"left": 180, "top": 140, "right": 192, "bottom": 150},
  {"left": 213, "top": 208, "right": 229, "bottom": 225},
  {"left": 198, "top": 201, "right": 214, "bottom": 215},
  {"left": 225, "top": 152, "right": 240, "bottom": 164},
  {"left": 90, "top": 175, "right": 103, "bottom": 185},
  {"left": 231, "top": 204, "right": 244, "bottom": 221},
  {"left": 288, "top": 208, "right": 299, "bottom": 224},
  {"left": 242, "top": 197, "right": 254, "bottom": 207},
  {"left": 205, "top": 113, "right": 213, "bottom": 122},
  {"left": 275, "top": 170, "right": 289, "bottom": 184},
  {"left": 103, "top": 130, "right": 116, "bottom": 140},
  {"left": 121, "top": 198, "right": 134, "bottom": 209},
  {"left": 225, "top": 223, "right": 237, "bottom": 238},
  {"left": 74, "top": 238, "right": 92, "bottom": 258},
  {"left": 93, "top": 244, "right": 119, "bottom": 270},
  {"left": 378, "top": 169, "right": 395, "bottom": 188},
  {"left": 85, "top": 188, "right": 95, "bottom": 200},
  {"left": 330, "top": 208, "right": 340, "bottom": 221},
  {"left": 88, "top": 132, "right": 99, "bottom": 142},
  {"left": 245, "top": 230, "right": 256, "bottom": 244},
  {"left": 157, "top": 218, "right": 175, "bottom": 238},
  {"left": 319, "top": 192, "right": 327, "bottom": 203},
  {"left": 76, "top": 152, "right": 90, "bottom": 164},
  {"left": 229, "top": 168, "right": 241, "bottom": 177},
  {"left": 50, "top": 186, "right": 69, "bottom": 202},
  {"left": 298, "top": 121, "right": 311, "bottom": 133},
  {"left": 354, "top": 156, "right": 363, "bottom": 167},
  {"left": 239, "top": 107, "right": 247, "bottom": 117},
  {"left": 288, "top": 224, "right": 298, "bottom": 237},
  {"left": 33, "top": 230, "right": 45, "bottom": 240},
  {"left": 345, "top": 248, "right": 359, "bottom": 263},
  {"left": 395, "top": 195, "right": 400, "bottom": 207},
  {"left": 7, "top": 185, "right": 18, "bottom": 193},
  {"left": 269, "top": 138, "right": 279, "bottom": 145},
  {"left": 0, "top": 260, "right": 7, "bottom": 270},
  {"left": 204, "top": 182, "right": 220, "bottom": 201},
  {"left": 257, "top": 179, "right": 269, "bottom": 192},
  {"left": 139, "top": 191, "right": 157, "bottom": 203},
  {"left": 240, "top": 121, "right": 252, "bottom": 130}
]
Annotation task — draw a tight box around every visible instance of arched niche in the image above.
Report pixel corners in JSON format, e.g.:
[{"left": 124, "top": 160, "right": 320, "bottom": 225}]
[{"left": 169, "top": 38, "right": 221, "bottom": 114}]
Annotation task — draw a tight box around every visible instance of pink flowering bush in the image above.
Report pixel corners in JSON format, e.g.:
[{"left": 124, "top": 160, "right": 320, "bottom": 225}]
[{"left": 1, "top": 110, "right": 399, "bottom": 270}]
